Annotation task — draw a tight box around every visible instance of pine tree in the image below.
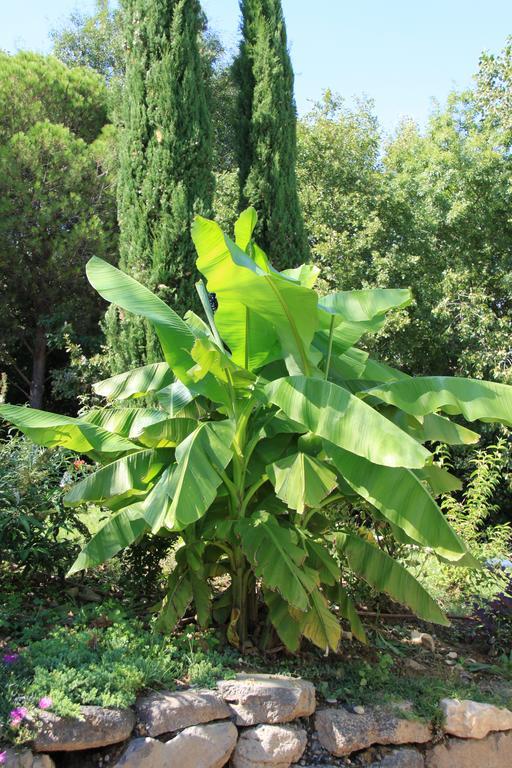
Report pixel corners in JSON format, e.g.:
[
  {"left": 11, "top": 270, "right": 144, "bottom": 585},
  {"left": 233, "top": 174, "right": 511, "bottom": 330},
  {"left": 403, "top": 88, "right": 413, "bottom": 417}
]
[
  {"left": 234, "top": 0, "right": 308, "bottom": 268},
  {"left": 106, "top": 0, "right": 214, "bottom": 371}
]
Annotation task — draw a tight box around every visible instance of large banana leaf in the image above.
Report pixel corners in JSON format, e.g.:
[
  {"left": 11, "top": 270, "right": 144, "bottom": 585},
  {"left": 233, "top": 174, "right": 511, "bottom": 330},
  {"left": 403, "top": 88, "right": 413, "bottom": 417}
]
[
  {"left": 300, "top": 587, "right": 341, "bottom": 652},
  {"left": 0, "top": 404, "right": 139, "bottom": 454},
  {"left": 414, "top": 465, "right": 462, "bottom": 495},
  {"left": 335, "top": 585, "right": 367, "bottom": 643},
  {"left": 138, "top": 417, "right": 198, "bottom": 448},
  {"left": 301, "top": 536, "right": 341, "bottom": 585},
  {"left": 365, "top": 377, "right": 512, "bottom": 426},
  {"left": 266, "top": 452, "right": 337, "bottom": 513},
  {"left": 156, "top": 565, "right": 193, "bottom": 632},
  {"left": 320, "top": 288, "right": 412, "bottom": 323},
  {"left": 156, "top": 381, "right": 197, "bottom": 415},
  {"left": 93, "top": 363, "right": 172, "bottom": 400},
  {"left": 421, "top": 413, "right": 480, "bottom": 445},
  {"left": 382, "top": 407, "right": 480, "bottom": 446},
  {"left": 325, "top": 443, "right": 473, "bottom": 563},
  {"left": 86, "top": 258, "right": 230, "bottom": 405},
  {"left": 82, "top": 407, "right": 168, "bottom": 438},
  {"left": 67, "top": 505, "right": 148, "bottom": 575},
  {"left": 266, "top": 376, "right": 431, "bottom": 468},
  {"left": 265, "top": 590, "right": 302, "bottom": 652},
  {"left": 237, "top": 511, "right": 318, "bottom": 611},
  {"left": 144, "top": 421, "right": 235, "bottom": 532},
  {"left": 64, "top": 449, "right": 162, "bottom": 506},
  {"left": 87, "top": 257, "right": 194, "bottom": 378},
  {"left": 317, "top": 289, "right": 412, "bottom": 353},
  {"left": 192, "top": 216, "right": 319, "bottom": 374},
  {"left": 336, "top": 533, "right": 449, "bottom": 625}
]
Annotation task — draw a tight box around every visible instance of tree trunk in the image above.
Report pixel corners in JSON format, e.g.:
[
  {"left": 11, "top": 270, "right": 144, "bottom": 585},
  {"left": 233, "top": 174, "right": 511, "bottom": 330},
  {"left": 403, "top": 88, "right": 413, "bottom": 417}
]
[{"left": 29, "top": 325, "right": 46, "bottom": 409}]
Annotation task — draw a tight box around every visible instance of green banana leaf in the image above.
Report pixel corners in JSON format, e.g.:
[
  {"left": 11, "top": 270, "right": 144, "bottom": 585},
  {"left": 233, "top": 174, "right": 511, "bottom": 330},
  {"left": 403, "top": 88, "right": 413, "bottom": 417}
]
[
  {"left": 302, "top": 535, "right": 341, "bottom": 585},
  {"left": 156, "top": 381, "right": 197, "bottom": 415},
  {"left": 336, "top": 585, "right": 367, "bottom": 643},
  {"left": 414, "top": 465, "right": 462, "bottom": 495},
  {"left": 145, "top": 421, "right": 235, "bottom": 532},
  {"left": 64, "top": 449, "right": 163, "bottom": 506},
  {"left": 320, "top": 288, "right": 412, "bottom": 323},
  {"left": 234, "top": 206, "right": 258, "bottom": 252},
  {"left": 325, "top": 443, "right": 474, "bottom": 563},
  {"left": 192, "top": 215, "right": 319, "bottom": 374},
  {"left": 381, "top": 407, "right": 480, "bottom": 445},
  {"left": 265, "top": 590, "right": 302, "bottom": 652},
  {"left": 365, "top": 377, "right": 512, "bottom": 426},
  {"left": 138, "top": 417, "right": 198, "bottom": 448},
  {"left": 82, "top": 407, "right": 168, "bottom": 438},
  {"left": 156, "top": 565, "right": 193, "bottom": 632},
  {"left": 67, "top": 505, "right": 148, "bottom": 575},
  {"left": 336, "top": 532, "right": 449, "bottom": 625},
  {"left": 0, "top": 404, "right": 139, "bottom": 454},
  {"left": 87, "top": 257, "right": 194, "bottom": 378},
  {"left": 266, "top": 376, "right": 432, "bottom": 468},
  {"left": 237, "top": 511, "right": 318, "bottom": 611},
  {"left": 317, "top": 289, "right": 412, "bottom": 353},
  {"left": 86, "top": 258, "right": 230, "bottom": 405},
  {"left": 93, "top": 363, "right": 172, "bottom": 400},
  {"left": 300, "top": 587, "right": 341, "bottom": 652},
  {"left": 266, "top": 452, "right": 337, "bottom": 513}
]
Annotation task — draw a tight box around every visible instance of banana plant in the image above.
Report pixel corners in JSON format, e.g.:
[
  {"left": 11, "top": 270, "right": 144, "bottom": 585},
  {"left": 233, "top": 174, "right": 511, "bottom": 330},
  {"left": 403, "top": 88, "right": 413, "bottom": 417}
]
[{"left": 2, "top": 207, "right": 512, "bottom": 652}]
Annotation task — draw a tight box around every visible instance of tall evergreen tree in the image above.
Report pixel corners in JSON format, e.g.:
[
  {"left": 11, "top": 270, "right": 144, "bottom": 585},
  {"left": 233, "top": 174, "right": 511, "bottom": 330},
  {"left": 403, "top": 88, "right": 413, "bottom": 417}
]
[
  {"left": 106, "top": 0, "right": 214, "bottom": 371},
  {"left": 234, "top": 0, "right": 308, "bottom": 268}
]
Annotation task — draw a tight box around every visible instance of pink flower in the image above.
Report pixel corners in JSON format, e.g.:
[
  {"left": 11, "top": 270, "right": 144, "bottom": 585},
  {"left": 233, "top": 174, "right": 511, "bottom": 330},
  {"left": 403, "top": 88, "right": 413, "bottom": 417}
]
[
  {"left": 10, "top": 706, "right": 28, "bottom": 727},
  {"left": 73, "top": 459, "right": 85, "bottom": 470},
  {"left": 0, "top": 751, "right": 7, "bottom": 764},
  {"left": 2, "top": 652, "right": 19, "bottom": 664},
  {"left": 38, "top": 697, "right": 53, "bottom": 710}
]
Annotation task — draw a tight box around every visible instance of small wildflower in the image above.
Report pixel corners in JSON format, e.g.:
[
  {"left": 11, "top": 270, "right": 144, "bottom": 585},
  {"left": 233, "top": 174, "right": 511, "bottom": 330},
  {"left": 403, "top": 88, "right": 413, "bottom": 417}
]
[
  {"left": 60, "top": 471, "right": 73, "bottom": 487},
  {"left": 38, "top": 697, "right": 53, "bottom": 710},
  {"left": 73, "top": 459, "right": 85, "bottom": 470},
  {"left": 2, "top": 652, "right": 19, "bottom": 664},
  {"left": 10, "top": 706, "right": 28, "bottom": 727}
]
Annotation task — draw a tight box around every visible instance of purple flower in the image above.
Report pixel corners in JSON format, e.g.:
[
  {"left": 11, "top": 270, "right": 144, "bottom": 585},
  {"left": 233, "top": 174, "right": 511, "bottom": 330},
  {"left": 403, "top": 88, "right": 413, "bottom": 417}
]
[
  {"left": 10, "top": 706, "right": 28, "bottom": 726},
  {"left": 38, "top": 697, "right": 53, "bottom": 710},
  {"left": 0, "top": 751, "right": 6, "bottom": 764},
  {"left": 2, "top": 652, "right": 19, "bottom": 665}
]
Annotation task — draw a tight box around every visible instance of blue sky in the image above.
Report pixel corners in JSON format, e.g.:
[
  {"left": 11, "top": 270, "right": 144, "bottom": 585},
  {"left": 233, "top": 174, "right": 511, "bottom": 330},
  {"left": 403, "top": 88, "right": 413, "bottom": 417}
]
[{"left": 2, "top": 0, "right": 511, "bottom": 133}]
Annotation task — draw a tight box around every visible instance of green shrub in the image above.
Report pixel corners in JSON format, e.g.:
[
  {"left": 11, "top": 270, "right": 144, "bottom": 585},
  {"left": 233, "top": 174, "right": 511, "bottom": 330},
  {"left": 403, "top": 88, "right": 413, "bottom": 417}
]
[
  {"left": 0, "top": 602, "right": 237, "bottom": 741},
  {"left": 0, "top": 436, "right": 88, "bottom": 577}
]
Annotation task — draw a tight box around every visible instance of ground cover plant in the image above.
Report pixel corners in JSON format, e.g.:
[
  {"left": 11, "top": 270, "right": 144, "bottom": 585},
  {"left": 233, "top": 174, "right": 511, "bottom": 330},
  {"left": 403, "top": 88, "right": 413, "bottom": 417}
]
[{"left": 1, "top": 208, "right": 512, "bottom": 655}]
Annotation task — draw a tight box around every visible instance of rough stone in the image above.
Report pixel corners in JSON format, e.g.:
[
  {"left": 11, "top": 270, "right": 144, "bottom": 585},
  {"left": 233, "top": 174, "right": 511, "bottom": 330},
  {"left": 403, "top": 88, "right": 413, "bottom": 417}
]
[
  {"left": 2, "top": 750, "right": 55, "bottom": 768},
  {"left": 33, "top": 706, "right": 135, "bottom": 752},
  {"left": 136, "top": 689, "right": 230, "bottom": 736},
  {"left": 165, "top": 722, "right": 238, "bottom": 768},
  {"left": 114, "top": 738, "right": 167, "bottom": 767},
  {"left": 440, "top": 698, "right": 512, "bottom": 739},
  {"left": 217, "top": 674, "right": 315, "bottom": 726},
  {"left": 410, "top": 631, "right": 435, "bottom": 653},
  {"left": 315, "top": 706, "right": 432, "bottom": 757},
  {"left": 115, "top": 722, "right": 237, "bottom": 768},
  {"left": 426, "top": 730, "right": 512, "bottom": 768},
  {"left": 231, "top": 723, "right": 307, "bottom": 768},
  {"left": 369, "top": 748, "right": 425, "bottom": 767}
]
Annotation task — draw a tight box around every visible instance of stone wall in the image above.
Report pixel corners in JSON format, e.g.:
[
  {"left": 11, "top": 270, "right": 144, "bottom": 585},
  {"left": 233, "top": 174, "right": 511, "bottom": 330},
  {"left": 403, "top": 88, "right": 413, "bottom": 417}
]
[{"left": 3, "top": 674, "right": 512, "bottom": 767}]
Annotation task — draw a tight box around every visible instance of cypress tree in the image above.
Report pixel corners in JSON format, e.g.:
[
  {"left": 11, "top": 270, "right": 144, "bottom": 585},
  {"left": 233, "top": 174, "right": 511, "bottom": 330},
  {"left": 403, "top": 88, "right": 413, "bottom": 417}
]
[
  {"left": 106, "top": 0, "right": 214, "bottom": 371},
  {"left": 234, "top": 0, "right": 308, "bottom": 268}
]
